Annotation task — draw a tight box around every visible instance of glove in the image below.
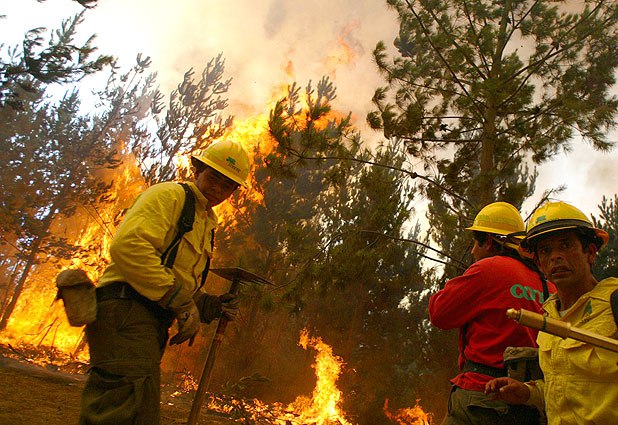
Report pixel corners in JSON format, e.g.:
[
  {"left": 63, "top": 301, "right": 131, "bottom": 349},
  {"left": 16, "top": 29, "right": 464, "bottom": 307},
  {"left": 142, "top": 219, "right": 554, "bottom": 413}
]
[
  {"left": 159, "top": 283, "right": 200, "bottom": 346},
  {"left": 220, "top": 293, "right": 240, "bottom": 321},
  {"left": 194, "top": 292, "right": 240, "bottom": 323}
]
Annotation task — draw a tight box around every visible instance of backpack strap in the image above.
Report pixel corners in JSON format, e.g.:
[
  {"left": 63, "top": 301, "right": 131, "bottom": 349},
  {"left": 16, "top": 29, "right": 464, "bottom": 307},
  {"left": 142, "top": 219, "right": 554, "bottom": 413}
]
[
  {"left": 611, "top": 289, "right": 618, "bottom": 328},
  {"left": 160, "top": 183, "right": 195, "bottom": 269},
  {"left": 198, "top": 228, "right": 215, "bottom": 291},
  {"left": 159, "top": 183, "right": 215, "bottom": 289},
  {"left": 541, "top": 275, "right": 550, "bottom": 303}
]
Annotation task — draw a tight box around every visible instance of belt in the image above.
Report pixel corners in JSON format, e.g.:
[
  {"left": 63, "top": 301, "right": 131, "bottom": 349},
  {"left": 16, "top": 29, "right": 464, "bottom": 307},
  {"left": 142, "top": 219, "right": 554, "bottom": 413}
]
[
  {"left": 462, "top": 360, "right": 507, "bottom": 378},
  {"left": 96, "top": 282, "right": 172, "bottom": 321}
]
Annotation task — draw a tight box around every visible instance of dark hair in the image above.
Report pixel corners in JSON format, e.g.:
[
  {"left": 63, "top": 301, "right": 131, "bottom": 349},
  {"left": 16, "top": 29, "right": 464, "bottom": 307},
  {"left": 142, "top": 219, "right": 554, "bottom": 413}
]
[
  {"left": 473, "top": 231, "right": 489, "bottom": 245},
  {"left": 531, "top": 227, "right": 602, "bottom": 255},
  {"left": 194, "top": 162, "right": 208, "bottom": 174},
  {"left": 190, "top": 156, "right": 209, "bottom": 175},
  {"left": 473, "top": 231, "right": 522, "bottom": 257},
  {"left": 574, "top": 228, "right": 604, "bottom": 251}
]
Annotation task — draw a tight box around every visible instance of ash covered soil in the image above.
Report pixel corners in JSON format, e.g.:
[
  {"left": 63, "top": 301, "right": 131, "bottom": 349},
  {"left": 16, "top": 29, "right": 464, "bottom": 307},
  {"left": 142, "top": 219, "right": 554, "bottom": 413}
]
[{"left": 0, "top": 355, "right": 235, "bottom": 425}]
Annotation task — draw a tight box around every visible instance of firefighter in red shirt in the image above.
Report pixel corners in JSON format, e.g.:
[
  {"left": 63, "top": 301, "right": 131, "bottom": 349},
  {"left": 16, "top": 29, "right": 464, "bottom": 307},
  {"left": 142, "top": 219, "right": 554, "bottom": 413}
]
[{"left": 429, "top": 202, "right": 553, "bottom": 425}]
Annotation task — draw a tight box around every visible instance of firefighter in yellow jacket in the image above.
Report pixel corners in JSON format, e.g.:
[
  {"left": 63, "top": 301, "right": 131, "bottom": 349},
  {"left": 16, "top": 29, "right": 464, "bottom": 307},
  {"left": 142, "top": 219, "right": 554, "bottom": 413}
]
[
  {"left": 485, "top": 201, "right": 618, "bottom": 424},
  {"left": 78, "top": 140, "right": 250, "bottom": 425}
]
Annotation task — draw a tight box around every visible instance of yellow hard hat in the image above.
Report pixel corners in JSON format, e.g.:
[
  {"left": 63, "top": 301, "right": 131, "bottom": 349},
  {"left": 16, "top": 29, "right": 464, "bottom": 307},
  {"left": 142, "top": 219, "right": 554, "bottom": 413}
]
[
  {"left": 520, "top": 201, "right": 609, "bottom": 253},
  {"left": 466, "top": 202, "right": 525, "bottom": 236},
  {"left": 191, "top": 140, "right": 250, "bottom": 188}
]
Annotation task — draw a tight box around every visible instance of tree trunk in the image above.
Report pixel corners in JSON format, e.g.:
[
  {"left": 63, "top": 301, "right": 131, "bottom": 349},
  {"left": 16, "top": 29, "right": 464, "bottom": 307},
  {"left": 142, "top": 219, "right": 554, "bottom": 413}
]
[
  {"left": 478, "top": 0, "right": 512, "bottom": 206},
  {"left": 0, "top": 237, "right": 43, "bottom": 330},
  {"left": 0, "top": 196, "right": 63, "bottom": 331}
]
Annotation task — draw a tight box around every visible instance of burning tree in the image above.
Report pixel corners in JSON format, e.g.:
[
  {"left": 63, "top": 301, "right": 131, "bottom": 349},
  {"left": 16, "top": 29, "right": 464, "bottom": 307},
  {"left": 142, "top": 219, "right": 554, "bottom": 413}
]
[
  {"left": 0, "top": 9, "right": 235, "bottom": 357},
  {"left": 592, "top": 195, "right": 618, "bottom": 279},
  {"left": 187, "top": 77, "right": 433, "bottom": 424},
  {"left": 0, "top": 14, "right": 159, "bottom": 335}
]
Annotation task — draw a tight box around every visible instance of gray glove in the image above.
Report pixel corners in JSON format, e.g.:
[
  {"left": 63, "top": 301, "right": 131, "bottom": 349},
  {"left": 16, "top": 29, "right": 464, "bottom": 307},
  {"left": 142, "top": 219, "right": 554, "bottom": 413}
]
[
  {"left": 220, "top": 293, "right": 240, "bottom": 321},
  {"left": 194, "top": 292, "right": 240, "bottom": 323},
  {"left": 159, "top": 283, "right": 200, "bottom": 346}
]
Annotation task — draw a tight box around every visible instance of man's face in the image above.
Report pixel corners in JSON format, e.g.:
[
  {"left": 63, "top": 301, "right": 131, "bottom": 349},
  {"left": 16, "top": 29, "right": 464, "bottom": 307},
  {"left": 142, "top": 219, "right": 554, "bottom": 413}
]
[
  {"left": 195, "top": 167, "right": 240, "bottom": 207},
  {"left": 534, "top": 231, "right": 596, "bottom": 290}
]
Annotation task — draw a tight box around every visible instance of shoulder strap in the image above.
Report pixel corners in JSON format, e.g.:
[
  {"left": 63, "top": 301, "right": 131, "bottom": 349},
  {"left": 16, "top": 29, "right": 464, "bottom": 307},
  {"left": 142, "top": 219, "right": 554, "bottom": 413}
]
[
  {"left": 160, "top": 183, "right": 196, "bottom": 269},
  {"left": 540, "top": 275, "right": 550, "bottom": 303},
  {"left": 198, "top": 228, "right": 215, "bottom": 291},
  {"left": 609, "top": 289, "right": 618, "bottom": 326}
]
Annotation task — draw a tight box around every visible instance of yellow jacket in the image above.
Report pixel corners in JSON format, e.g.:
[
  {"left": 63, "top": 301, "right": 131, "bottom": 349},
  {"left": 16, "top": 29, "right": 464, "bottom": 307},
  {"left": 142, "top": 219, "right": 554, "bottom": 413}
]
[
  {"left": 99, "top": 182, "right": 218, "bottom": 302},
  {"left": 525, "top": 277, "right": 618, "bottom": 424}
]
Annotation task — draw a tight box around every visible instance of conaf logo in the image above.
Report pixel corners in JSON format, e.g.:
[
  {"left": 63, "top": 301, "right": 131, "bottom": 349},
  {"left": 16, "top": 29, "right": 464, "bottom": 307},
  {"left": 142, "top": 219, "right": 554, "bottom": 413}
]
[
  {"left": 535, "top": 215, "right": 547, "bottom": 224},
  {"left": 226, "top": 156, "right": 240, "bottom": 172},
  {"left": 510, "top": 284, "right": 545, "bottom": 303}
]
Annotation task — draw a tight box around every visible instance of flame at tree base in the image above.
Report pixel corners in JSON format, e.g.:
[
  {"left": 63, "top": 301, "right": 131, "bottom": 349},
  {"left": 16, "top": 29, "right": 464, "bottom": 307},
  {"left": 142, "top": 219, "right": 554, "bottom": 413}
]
[
  {"left": 196, "top": 329, "right": 432, "bottom": 424},
  {"left": 384, "top": 399, "right": 432, "bottom": 425}
]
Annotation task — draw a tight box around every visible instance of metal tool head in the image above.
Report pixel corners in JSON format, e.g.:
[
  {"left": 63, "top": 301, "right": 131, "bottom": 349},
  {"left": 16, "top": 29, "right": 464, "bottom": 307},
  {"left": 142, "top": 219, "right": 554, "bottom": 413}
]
[{"left": 209, "top": 267, "right": 274, "bottom": 286}]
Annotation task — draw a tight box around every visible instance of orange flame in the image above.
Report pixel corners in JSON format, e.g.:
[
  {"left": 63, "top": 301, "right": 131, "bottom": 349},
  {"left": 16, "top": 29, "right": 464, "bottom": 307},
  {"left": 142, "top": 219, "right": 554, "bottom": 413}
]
[
  {"left": 384, "top": 399, "right": 433, "bottom": 425},
  {"left": 202, "top": 330, "right": 434, "bottom": 424},
  {"left": 203, "top": 328, "right": 353, "bottom": 424},
  {"left": 288, "top": 329, "right": 352, "bottom": 425},
  {"left": 323, "top": 22, "right": 361, "bottom": 76},
  {"left": 0, "top": 156, "right": 144, "bottom": 361}
]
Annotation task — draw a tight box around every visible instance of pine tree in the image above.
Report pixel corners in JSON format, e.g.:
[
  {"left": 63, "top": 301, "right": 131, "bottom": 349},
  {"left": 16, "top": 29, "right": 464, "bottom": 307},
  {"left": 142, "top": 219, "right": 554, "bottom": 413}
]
[
  {"left": 131, "top": 53, "right": 233, "bottom": 185},
  {"left": 369, "top": 0, "right": 618, "bottom": 274},
  {"left": 0, "top": 11, "right": 113, "bottom": 110},
  {"left": 0, "top": 56, "right": 156, "bottom": 329},
  {"left": 199, "top": 78, "right": 429, "bottom": 424},
  {"left": 592, "top": 195, "right": 618, "bottom": 279}
]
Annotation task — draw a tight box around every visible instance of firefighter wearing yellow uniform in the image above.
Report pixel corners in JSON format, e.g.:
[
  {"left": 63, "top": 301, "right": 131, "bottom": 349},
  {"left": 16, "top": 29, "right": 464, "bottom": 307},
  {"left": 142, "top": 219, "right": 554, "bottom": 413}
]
[
  {"left": 485, "top": 201, "right": 618, "bottom": 425},
  {"left": 78, "top": 140, "right": 250, "bottom": 425}
]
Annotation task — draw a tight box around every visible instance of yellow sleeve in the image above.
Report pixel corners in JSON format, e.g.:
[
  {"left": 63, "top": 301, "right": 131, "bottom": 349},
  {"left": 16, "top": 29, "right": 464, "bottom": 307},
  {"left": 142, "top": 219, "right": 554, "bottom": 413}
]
[{"left": 108, "top": 183, "right": 183, "bottom": 301}]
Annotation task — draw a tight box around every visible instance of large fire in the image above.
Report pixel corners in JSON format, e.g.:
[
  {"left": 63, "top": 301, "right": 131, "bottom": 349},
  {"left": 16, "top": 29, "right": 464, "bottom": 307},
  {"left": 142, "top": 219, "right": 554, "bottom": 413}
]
[
  {"left": 0, "top": 157, "right": 145, "bottom": 362},
  {"left": 0, "top": 105, "right": 273, "bottom": 361},
  {"left": 288, "top": 329, "right": 352, "bottom": 425},
  {"left": 201, "top": 329, "right": 352, "bottom": 424}
]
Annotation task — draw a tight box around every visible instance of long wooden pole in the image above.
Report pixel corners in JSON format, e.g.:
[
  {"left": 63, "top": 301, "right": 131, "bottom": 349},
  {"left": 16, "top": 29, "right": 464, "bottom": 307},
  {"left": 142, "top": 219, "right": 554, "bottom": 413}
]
[
  {"left": 507, "top": 308, "right": 618, "bottom": 354},
  {"left": 186, "top": 276, "right": 241, "bottom": 425}
]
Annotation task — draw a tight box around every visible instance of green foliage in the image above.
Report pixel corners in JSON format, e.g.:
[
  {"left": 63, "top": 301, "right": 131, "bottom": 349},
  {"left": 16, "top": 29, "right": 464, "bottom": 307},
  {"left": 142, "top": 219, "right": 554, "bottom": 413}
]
[
  {"left": 132, "top": 53, "right": 233, "bottom": 184},
  {"left": 592, "top": 195, "right": 618, "bottom": 279},
  {"left": 371, "top": 0, "right": 618, "bottom": 275},
  {"left": 0, "top": 11, "right": 113, "bottom": 109}
]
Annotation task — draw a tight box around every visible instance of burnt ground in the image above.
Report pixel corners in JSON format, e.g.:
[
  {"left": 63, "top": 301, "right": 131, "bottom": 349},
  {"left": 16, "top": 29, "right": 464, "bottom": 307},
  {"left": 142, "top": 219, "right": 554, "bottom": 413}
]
[{"left": 0, "top": 355, "right": 237, "bottom": 425}]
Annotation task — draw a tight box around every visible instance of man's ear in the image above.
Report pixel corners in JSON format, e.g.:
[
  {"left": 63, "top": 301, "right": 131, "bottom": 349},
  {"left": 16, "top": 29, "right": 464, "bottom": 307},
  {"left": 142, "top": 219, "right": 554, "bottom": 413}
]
[
  {"left": 485, "top": 237, "right": 498, "bottom": 254},
  {"left": 586, "top": 243, "right": 598, "bottom": 266}
]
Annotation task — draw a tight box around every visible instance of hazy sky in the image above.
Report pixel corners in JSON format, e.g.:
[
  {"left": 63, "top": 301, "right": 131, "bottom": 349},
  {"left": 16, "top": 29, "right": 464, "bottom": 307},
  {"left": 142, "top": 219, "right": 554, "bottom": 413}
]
[{"left": 3, "top": 0, "right": 617, "bottom": 220}]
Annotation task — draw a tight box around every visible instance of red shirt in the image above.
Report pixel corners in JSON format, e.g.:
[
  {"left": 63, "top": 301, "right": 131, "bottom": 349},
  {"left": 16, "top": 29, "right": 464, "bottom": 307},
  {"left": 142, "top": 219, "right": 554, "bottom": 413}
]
[{"left": 428, "top": 255, "right": 555, "bottom": 392}]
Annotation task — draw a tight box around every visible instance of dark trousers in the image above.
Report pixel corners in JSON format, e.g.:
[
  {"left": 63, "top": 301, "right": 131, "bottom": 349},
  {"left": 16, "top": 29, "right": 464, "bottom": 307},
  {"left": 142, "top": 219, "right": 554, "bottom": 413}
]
[
  {"left": 441, "top": 386, "right": 540, "bottom": 425},
  {"left": 78, "top": 297, "right": 172, "bottom": 425}
]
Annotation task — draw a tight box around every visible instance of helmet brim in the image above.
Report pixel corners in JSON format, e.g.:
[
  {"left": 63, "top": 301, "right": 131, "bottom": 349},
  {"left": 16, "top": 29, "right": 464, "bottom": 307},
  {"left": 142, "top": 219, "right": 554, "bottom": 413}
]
[
  {"left": 191, "top": 155, "right": 249, "bottom": 188},
  {"left": 520, "top": 223, "right": 609, "bottom": 252},
  {"left": 466, "top": 225, "right": 517, "bottom": 236}
]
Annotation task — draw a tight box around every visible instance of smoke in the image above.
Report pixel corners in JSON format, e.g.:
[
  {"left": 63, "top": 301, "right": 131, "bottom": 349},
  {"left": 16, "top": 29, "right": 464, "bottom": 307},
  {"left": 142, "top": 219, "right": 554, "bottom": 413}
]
[
  {"left": 264, "top": 0, "right": 288, "bottom": 39},
  {"left": 523, "top": 139, "right": 618, "bottom": 218}
]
